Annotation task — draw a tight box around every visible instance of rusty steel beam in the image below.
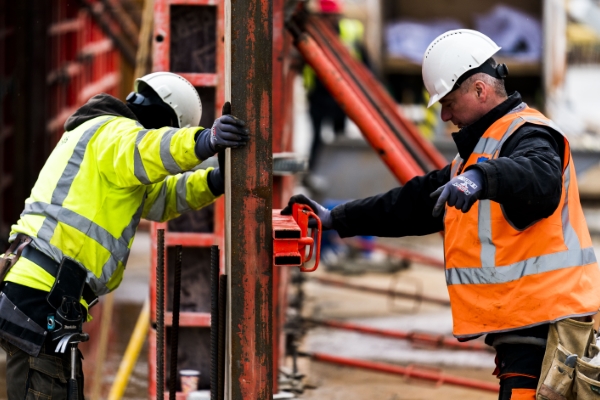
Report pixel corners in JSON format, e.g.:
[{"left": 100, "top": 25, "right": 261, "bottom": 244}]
[
  {"left": 290, "top": 28, "right": 423, "bottom": 184},
  {"left": 229, "top": 0, "right": 273, "bottom": 397}
]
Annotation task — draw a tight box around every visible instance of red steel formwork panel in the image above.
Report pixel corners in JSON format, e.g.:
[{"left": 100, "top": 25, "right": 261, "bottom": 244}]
[
  {"left": 0, "top": 0, "right": 120, "bottom": 245},
  {"left": 47, "top": 1, "right": 121, "bottom": 145},
  {"left": 149, "top": 0, "right": 294, "bottom": 396},
  {"left": 149, "top": 0, "right": 226, "bottom": 398}
]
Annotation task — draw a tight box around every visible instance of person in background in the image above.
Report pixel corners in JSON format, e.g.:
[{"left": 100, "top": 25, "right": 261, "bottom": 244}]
[{"left": 303, "top": 0, "right": 370, "bottom": 190}]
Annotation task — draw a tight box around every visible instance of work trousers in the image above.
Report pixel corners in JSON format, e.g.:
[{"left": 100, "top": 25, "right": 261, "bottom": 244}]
[
  {"left": 0, "top": 338, "right": 84, "bottom": 400},
  {"left": 495, "top": 343, "right": 545, "bottom": 400}
]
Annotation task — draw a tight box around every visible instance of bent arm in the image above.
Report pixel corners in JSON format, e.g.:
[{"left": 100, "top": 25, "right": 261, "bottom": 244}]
[
  {"left": 142, "top": 169, "right": 218, "bottom": 222},
  {"left": 94, "top": 117, "right": 205, "bottom": 187}
]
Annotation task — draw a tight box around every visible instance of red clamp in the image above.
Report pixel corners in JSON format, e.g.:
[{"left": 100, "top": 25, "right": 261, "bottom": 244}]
[{"left": 272, "top": 204, "right": 322, "bottom": 272}]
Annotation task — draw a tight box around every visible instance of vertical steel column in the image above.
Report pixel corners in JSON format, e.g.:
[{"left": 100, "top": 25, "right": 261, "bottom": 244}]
[{"left": 229, "top": 0, "right": 273, "bottom": 397}]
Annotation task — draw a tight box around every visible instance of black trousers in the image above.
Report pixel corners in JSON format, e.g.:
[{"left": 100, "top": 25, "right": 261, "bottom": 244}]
[
  {"left": 1, "top": 338, "right": 84, "bottom": 400},
  {"left": 308, "top": 95, "right": 346, "bottom": 171},
  {"left": 495, "top": 343, "right": 545, "bottom": 400}
]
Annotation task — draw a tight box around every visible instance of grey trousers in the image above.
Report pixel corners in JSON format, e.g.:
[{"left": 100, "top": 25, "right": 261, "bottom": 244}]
[{"left": 0, "top": 338, "right": 84, "bottom": 400}]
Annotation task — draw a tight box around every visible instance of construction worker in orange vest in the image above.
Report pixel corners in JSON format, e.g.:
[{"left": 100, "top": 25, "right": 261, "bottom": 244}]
[{"left": 284, "top": 30, "right": 600, "bottom": 399}]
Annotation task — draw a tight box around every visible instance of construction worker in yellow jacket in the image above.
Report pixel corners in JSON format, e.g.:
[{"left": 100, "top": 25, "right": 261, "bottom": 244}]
[
  {"left": 285, "top": 30, "right": 600, "bottom": 399},
  {"left": 0, "top": 72, "right": 248, "bottom": 399}
]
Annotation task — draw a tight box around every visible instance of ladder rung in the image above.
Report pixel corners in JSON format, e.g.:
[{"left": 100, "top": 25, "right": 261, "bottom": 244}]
[{"left": 165, "top": 232, "right": 215, "bottom": 247}]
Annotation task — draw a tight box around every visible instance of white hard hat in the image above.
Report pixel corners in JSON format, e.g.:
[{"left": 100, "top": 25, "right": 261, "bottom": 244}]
[
  {"left": 422, "top": 29, "right": 501, "bottom": 108},
  {"left": 135, "top": 72, "right": 202, "bottom": 128}
]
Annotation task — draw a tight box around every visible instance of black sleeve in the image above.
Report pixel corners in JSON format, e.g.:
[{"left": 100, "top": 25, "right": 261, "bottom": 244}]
[
  {"left": 331, "top": 165, "right": 451, "bottom": 238},
  {"left": 467, "top": 124, "right": 564, "bottom": 229}
]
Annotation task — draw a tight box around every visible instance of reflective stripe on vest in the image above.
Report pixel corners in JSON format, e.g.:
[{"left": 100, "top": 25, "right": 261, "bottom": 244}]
[
  {"left": 13, "top": 117, "right": 142, "bottom": 296},
  {"left": 444, "top": 106, "right": 600, "bottom": 338}
]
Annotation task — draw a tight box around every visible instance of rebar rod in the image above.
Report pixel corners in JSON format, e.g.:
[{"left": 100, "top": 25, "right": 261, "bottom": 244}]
[
  {"left": 169, "top": 245, "right": 183, "bottom": 400},
  {"left": 210, "top": 245, "right": 220, "bottom": 400},
  {"left": 156, "top": 229, "right": 165, "bottom": 399}
]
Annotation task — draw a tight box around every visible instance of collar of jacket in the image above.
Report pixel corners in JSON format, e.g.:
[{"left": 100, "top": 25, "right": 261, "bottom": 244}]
[
  {"left": 64, "top": 93, "right": 139, "bottom": 132},
  {"left": 451, "top": 92, "right": 523, "bottom": 161}
]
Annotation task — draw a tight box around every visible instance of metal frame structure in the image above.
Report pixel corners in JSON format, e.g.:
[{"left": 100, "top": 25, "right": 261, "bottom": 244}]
[
  {"left": 148, "top": 0, "right": 296, "bottom": 397},
  {"left": 149, "top": 0, "right": 226, "bottom": 398},
  {"left": 0, "top": 0, "right": 120, "bottom": 247}
]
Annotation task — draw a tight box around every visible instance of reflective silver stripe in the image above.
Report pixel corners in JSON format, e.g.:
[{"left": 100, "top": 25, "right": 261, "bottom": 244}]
[
  {"left": 52, "top": 118, "right": 112, "bottom": 205},
  {"left": 450, "top": 154, "right": 462, "bottom": 178},
  {"left": 27, "top": 119, "right": 113, "bottom": 263},
  {"left": 23, "top": 202, "right": 130, "bottom": 262},
  {"left": 93, "top": 199, "right": 146, "bottom": 295},
  {"left": 491, "top": 118, "right": 526, "bottom": 159},
  {"left": 473, "top": 137, "right": 499, "bottom": 155},
  {"left": 134, "top": 129, "right": 151, "bottom": 184},
  {"left": 160, "top": 128, "right": 183, "bottom": 174},
  {"left": 478, "top": 200, "right": 495, "bottom": 268},
  {"left": 562, "top": 165, "right": 581, "bottom": 251},
  {"left": 521, "top": 116, "right": 566, "bottom": 136},
  {"left": 145, "top": 184, "right": 168, "bottom": 221},
  {"left": 446, "top": 247, "right": 596, "bottom": 285},
  {"left": 175, "top": 172, "right": 192, "bottom": 214}
]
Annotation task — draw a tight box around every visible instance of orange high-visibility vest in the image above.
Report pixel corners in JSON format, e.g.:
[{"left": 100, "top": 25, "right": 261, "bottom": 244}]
[{"left": 444, "top": 104, "right": 600, "bottom": 339}]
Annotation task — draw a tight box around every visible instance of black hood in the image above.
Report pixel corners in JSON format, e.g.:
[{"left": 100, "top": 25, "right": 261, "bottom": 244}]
[{"left": 64, "top": 93, "right": 138, "bottom": 131}]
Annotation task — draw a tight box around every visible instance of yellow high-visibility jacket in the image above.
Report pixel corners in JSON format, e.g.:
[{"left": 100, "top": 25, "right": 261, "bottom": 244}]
[
  {"left": 303, "top": 18, "right": 365, "bottom": 93},
  {"left": 5, "top": 94, "right": 217, "bottom": 302}
]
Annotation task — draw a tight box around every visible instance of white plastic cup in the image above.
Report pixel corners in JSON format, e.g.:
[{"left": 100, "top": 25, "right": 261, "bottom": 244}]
[{"left": 179, "top": 369, "right": 201, "bottom": 395}]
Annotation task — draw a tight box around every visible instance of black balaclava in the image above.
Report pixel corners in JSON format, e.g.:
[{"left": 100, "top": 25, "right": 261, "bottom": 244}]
[{"left": 126, "top": 83, "right": 179, "bottom": 129}]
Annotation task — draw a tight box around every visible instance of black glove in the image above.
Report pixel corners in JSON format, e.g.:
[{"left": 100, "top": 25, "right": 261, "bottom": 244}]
[
  {"left": 194, "top": 113, "right": 249, "bottom": 160},
  {"left": 207, "top": 151, "right": 225, "bottom": 196},
  {"left": 430, "top": 169, "right": 484, "bottom": 217},
  {"left": 281, "top": 194, "right": 333, "bottom": 229}
]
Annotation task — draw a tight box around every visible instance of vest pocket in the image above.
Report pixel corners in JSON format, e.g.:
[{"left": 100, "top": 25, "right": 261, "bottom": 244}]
[{"left": 538, "top": 344, "right": 575, "bottom": 400}]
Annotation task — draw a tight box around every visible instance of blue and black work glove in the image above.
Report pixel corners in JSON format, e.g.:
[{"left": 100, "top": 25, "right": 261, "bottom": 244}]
[
  {"left": 194, "top": 103, "right": 249, "bottom": 160},
  {"left": 281, "top": 194, "right": 333, "bottom": 230},
  {"left": 430, "top": 169, "right": 484, "bottom": 217},
  {"left": 206, "top": 102, "right": 237, "bottom": 196}
]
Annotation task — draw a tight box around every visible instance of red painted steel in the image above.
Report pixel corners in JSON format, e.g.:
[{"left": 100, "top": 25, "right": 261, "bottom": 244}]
[
  {"left": 149, "top": 0, "right": 226, "bottom": 397},
  {"left": 272, "top": 205, "right": 321, "bottom": 271},
  {"left": 308, "top": 15, "right": 447, "bottom": 170},
  {"left": 345, "top": 238, "right": 445, "bottom": 270},
  {"left": 293, "top": 32, "right": 423, "bottom": 183},
  {"left": 310, "top": 352, "right": 499, "bottom": 393},
  {"left": 311, "top": 276, "right": 451, "bottom": 307},
  {"left": 307, "top": 318, "right": 493, "bottom": 352}
]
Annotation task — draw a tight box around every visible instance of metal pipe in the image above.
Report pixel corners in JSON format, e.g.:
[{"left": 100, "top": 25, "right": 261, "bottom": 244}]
[
  {"left": 291, "top": 30, "right": 422, "bottom": 184},
  {"left": 344, "top": 238, "right": 445, "bottom": 270},
  {"left": 308, "top": 15, "right": 447, "bottom": 170},
  {"left": 229, "top": 0, "right": 274, "bottom": 397},
  {"left": 108, "top": 299, "right": 150, "bottom": 400},
  {"left": 308, "top": 352, "right": 499, "bottom": 393},
  {"left": 156, "top": 229, "right": 165, "bottom": 399},
  {"left": 310, "top": 276, "right": 450, "bottom": 307},
  {"left": 306, "top": 318, "right": 492, "bottom": 352},
  {"left": 211, "top": 246, "right": 220, "bottom": 400},
  {"left": 169, "top": 245, "right": 183, "bottom": 400}
]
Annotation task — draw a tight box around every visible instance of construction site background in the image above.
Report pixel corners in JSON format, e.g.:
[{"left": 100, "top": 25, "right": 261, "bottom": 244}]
[{"left": 3, "top": 0, "right": 600, "bottom": 399}]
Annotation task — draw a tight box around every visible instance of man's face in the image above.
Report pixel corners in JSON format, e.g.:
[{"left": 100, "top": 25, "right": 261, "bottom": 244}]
[{"left": 439, "top": 83, "right": 487, "bottom": 129}]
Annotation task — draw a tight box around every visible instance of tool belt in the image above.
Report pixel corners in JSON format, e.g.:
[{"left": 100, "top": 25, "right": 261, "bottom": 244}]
[
  {"left": 0, "top": 235, "right": 96, "bottom": 356},
  {"left": 1, "top": 235, "right": 98, "bottom": 307},
  {"left": 536, "top": 316, "right": 600, "bottom": 400}
]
